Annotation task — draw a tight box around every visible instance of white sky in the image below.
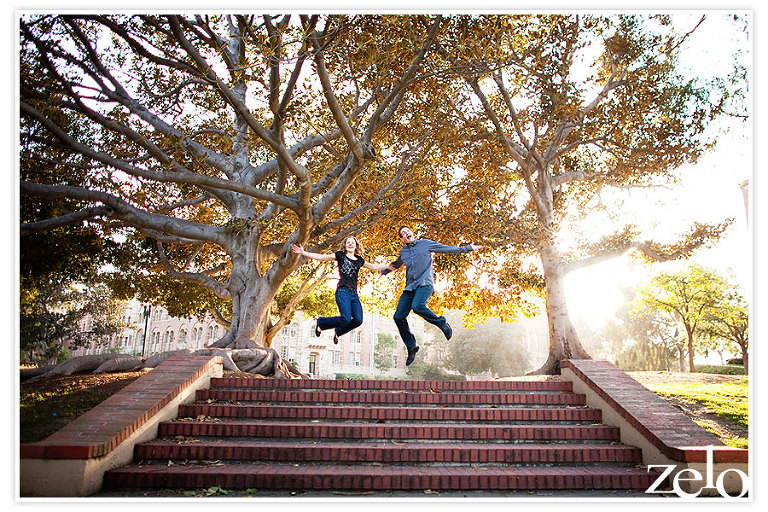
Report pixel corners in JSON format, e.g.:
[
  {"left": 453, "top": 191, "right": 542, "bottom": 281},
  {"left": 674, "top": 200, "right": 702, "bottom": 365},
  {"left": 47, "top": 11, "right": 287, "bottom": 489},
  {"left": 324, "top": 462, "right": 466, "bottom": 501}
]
[{"left": 564, "top": 11, "right": 753, "bottom": 329}]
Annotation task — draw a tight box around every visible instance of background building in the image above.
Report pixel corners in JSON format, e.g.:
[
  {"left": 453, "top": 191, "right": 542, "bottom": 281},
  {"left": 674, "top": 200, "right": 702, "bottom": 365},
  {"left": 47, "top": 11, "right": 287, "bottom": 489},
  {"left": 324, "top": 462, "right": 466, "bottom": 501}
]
[{"left": 71, "top": 299, "right": 428, "bottom": 379}]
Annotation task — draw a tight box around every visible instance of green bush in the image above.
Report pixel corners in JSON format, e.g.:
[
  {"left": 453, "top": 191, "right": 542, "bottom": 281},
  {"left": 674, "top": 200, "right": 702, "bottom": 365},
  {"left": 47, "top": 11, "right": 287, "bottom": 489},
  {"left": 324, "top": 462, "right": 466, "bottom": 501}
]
[
  {"left": 695, "top": 364, "right": 745, "bottom": 375},
  {"left": 334, "top": 373, "right": 370, "bottom": 380}
]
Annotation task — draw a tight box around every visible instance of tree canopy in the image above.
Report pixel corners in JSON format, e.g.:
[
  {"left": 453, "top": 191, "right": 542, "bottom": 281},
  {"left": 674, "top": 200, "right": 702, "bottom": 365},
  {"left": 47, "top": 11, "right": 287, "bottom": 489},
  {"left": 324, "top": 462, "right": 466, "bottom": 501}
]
[
  {"left": 19, "top": 14, "right": 450, "bottom": 353},
  {"left": 408, "top": 14, "right": 746, "bottom": 372},
  {"left": 19, "top": 13, "right": 749, "bottom": 375}
]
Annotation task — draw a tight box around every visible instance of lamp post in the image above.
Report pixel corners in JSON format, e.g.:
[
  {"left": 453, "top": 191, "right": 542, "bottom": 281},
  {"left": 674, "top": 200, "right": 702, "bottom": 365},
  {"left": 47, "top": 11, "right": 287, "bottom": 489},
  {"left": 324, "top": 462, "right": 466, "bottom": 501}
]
[{"left": 141, "top": 305, "right": 151, "bottom": 357}]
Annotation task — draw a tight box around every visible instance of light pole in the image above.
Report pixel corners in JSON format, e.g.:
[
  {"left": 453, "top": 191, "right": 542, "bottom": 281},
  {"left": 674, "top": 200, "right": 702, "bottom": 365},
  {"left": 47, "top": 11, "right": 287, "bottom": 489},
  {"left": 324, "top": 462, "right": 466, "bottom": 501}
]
[{"left": 141, "top": 305, "right": 151, "bottom": 357}]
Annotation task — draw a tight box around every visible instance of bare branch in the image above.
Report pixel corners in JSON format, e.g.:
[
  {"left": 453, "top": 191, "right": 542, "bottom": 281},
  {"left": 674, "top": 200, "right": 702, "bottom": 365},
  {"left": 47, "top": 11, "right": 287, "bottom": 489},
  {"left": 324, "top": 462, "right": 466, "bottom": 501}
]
[
  {"left": 156, "top": 241, "right": 231, "bottom": 299},
  {"left": 20, "top": 206, "right": 114, "bottom": 236},
  {"left": 20, "top": 181, "right": 230, "bottom": 248}
]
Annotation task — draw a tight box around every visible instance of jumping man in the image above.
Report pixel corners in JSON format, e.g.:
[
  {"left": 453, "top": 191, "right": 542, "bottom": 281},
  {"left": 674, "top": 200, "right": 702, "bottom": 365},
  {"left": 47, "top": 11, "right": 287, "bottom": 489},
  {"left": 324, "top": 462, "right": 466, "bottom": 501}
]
[{"left": 381, "top": 226, "right": 480, "bottom": 366}]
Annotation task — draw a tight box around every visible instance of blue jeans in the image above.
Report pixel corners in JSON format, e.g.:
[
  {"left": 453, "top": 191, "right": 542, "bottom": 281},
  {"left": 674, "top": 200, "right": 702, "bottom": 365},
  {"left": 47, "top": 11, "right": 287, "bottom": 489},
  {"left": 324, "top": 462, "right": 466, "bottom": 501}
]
[
  {"left": 393, "top": 285, "right": 448, "bottom": 349},
  {"left": 317, "top": 286, "right": 363, "bottom": 337}
]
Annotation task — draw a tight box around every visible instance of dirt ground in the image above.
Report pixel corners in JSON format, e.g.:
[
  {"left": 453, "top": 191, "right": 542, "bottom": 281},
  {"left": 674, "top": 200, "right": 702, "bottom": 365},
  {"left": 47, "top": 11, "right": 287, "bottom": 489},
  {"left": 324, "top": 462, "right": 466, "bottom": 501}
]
[{"left": 18, "top": 369, "right": 748, "bottom": 445}]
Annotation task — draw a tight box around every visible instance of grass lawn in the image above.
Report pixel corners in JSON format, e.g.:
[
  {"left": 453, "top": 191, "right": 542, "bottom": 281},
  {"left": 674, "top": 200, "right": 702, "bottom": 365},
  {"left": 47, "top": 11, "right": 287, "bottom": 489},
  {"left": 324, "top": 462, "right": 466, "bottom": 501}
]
[{"left": 636, "top": 375, "right": 749, "bottom": 449}]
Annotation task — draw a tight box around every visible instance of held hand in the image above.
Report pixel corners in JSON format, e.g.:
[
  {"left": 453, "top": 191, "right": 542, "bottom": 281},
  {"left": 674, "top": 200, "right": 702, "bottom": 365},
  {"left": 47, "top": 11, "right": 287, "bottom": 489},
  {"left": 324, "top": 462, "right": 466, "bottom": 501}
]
[
  {"left": 470, "top": 244, "right": 482, "bottom": 251},
  {"left": 291, "top": 244, "right": 304, "bottom": 255}
]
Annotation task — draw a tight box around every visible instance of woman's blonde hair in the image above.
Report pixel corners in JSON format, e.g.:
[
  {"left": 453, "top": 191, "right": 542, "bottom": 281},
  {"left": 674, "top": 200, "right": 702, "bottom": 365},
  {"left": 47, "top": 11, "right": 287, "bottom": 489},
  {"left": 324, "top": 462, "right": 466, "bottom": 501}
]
[{"left": 340, "top": 236, "right": 365, "bottom": 257}]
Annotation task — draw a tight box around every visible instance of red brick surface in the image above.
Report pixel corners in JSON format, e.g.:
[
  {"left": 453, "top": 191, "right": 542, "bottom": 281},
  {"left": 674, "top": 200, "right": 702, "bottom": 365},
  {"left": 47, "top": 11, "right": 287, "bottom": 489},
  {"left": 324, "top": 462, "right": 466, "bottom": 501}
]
[
  {"left": 26, "top": 357, "right": 717, "bottom": 493},
  {"left": 177, "top": 403, "right": 603, "bottom": 422},
  {"left": 104, "top": 370, "right": 657, "bottom": 493},
  {"left": 212, "top": 377, "right": 573, "bottom": 391},
  {"left": 195, "top": 388, "right": 586, "bottom": 405},
  {"left": 20, "top": 355, "right": 222, "bottom": 460},
  {"left": 158, "top": 420, "right": 620, "bottom": 441},
  {"left": 562, "top": 359, "right": 748, "bottom": 464},
  {"left": 136, "top": 440, "right": 642, "bottom": 464},
  {"left": 103, "top": 463, "right": 656, "bottom": 491}
]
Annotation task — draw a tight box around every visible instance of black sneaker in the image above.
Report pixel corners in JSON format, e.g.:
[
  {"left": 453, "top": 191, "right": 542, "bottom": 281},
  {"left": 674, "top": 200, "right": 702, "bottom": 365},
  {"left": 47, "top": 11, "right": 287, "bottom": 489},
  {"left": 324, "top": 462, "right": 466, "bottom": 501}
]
[
  {"left": 333, "top": 333, "right": 339, "bottom": 345},
  {"left": 441, "top": 323, "right": 453, "bottom": 340},
  {"left": 315, "top": 324, "right": 322, "bottom": 337},
  {"left": 406, "top": 346, "right": 420, "bottom": 366}
]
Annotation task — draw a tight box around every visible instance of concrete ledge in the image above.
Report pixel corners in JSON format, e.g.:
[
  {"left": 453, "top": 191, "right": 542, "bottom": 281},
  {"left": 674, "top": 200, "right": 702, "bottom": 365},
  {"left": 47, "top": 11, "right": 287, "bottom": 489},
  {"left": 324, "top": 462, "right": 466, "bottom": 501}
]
[
  {"left": 20, "top": 354, "right": 223, "bottom": 497},
  {"left": 561, "top": 359, "right": 748, "bottom": 496}
]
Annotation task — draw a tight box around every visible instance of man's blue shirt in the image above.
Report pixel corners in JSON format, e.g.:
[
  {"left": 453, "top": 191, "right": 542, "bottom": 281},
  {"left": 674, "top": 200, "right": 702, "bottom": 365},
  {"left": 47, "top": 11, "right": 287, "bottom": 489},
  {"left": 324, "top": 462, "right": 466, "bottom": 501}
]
[{"left": 383, "top": 239, "right": 473, "bottom": 291}]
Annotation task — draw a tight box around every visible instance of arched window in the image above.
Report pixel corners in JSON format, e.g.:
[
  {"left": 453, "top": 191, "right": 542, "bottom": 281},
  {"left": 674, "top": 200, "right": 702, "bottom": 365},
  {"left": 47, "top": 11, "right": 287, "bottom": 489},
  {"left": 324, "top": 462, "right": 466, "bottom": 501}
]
[
  {"left": 165, "top": 329, "right": 174, "bottom": 349},
  {"left": 179, "top": 328, "right": 187, "bottom": 347},
  {"left": 151, "top": 330, "right": 161, "bottom": 353}
]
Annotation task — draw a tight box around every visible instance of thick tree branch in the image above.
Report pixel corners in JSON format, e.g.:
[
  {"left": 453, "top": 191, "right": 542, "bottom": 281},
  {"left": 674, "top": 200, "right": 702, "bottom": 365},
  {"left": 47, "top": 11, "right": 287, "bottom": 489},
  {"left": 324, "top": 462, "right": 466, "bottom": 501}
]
[
  {"left": 20, "top": 206, "right": 114, "bottom": 236},
  {"left": 20, "top": 181, "right": 230, "bottom": 248},
  {"left": 156, "top": 241, "right": 231, "bottom": 299}
]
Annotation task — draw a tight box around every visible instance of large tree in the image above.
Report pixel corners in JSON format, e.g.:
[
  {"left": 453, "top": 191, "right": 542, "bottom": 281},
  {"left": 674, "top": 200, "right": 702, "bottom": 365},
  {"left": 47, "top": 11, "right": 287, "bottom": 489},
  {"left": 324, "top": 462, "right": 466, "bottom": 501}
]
[
  {"left": 701, "top": 289, "right": 749, "bottom": 375},
  {"left": 424, "top": 14, "right": 745, "bottom": 373},
  {"left": 634, "top": 265, "right": 733, "bottom": 373},
  {"left": 19, "top": 14, "right": 445, "bottom": 366}
]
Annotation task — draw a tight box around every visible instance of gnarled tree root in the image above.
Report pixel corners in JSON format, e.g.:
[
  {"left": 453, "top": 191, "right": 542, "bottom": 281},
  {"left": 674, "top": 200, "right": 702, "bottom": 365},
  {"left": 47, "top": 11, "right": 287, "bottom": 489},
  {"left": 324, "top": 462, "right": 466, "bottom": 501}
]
[{"left": 21, "top": 346, "right": 306, "bottom": 382}]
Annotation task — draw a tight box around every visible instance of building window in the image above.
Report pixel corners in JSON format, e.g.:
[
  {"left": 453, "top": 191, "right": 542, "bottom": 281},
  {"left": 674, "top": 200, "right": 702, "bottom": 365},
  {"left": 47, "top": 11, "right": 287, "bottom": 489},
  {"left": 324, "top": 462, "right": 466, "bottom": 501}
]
[
  {"left": 208, "top": 325, "right": 218, "bottom": 342},
  {"left": 162, "top": 329, "right": 174, "bottom": 350},
  {"left": 354, "top": 353, "right": 360, "bottom": 366},
  {"left": 179, "top": 328, "right": 187, "bottom": 346},
  {"left": 280, "top": 345, "right": 288, "bottom": 360},
  {"left": 333, "top": 351, "right": 340, "bottom": 366},
  {"left": 356, "top": 331, "right": 362, "bottom": 344}
]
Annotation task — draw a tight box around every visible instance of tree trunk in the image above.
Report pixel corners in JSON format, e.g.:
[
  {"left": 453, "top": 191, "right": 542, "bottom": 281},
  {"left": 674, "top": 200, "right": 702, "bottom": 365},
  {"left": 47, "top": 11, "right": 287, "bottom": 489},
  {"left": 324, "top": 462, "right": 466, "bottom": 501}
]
[
  {"left": 209, "top": 244, "right": 289, "bottom": 350},
  {"left": 529, "top": 244, "right": 592, "bottom": 375},
  {"left": 676, "top": 344, "right": 686, "bottom": 372},
  {"left": 739, "top": 341, "right": 748, "bottom": 376},
  {"left": 684, "top": 323, "right": 696, "bottom": 373}
]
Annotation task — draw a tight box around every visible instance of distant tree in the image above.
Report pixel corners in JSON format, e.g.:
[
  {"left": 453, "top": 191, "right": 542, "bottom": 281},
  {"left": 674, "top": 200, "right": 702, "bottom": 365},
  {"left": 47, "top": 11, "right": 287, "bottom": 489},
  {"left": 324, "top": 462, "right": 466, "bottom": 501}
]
[
  {"left": 701, "top": 290, "right": 749, "bottom": 375},
  {"left": 596, "top": 287, "right": 685, "bottom": 371},
  {"left": 374, "top": 333, "right": 398, "bottom": 373},
  {"left": 634, "top": 265, "right": 732, "bottom": 372},
  {"left": 20, "top": 282, "right": 130, "bottom": 366},
  {"left": 444, "top": 315, "right": 532, "bottom": 377}
]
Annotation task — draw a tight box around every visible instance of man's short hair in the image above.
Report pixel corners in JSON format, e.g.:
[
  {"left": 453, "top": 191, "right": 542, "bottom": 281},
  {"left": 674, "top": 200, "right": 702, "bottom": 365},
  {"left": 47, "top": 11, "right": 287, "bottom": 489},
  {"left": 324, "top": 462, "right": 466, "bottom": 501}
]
[{"left": 398, "top": 226, "right": 411, "bottom": 236}]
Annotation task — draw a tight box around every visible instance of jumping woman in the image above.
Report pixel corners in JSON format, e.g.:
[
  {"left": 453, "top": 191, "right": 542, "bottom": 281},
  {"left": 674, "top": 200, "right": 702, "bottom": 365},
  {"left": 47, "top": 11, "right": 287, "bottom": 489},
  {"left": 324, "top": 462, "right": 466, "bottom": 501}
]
[{"left": 292, "top": 237, "right": 389, "bottom": 344}]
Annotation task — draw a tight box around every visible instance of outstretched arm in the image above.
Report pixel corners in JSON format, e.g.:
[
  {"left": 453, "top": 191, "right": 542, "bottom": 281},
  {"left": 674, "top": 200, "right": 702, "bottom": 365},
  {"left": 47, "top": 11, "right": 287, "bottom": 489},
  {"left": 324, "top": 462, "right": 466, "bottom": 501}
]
[
  {"left": 427, "top": 240, "right": 481, "bottom": 254},
  {"left": 291, "top": 244, "right": 336, "bottom": 262},
  {"left": 363, "top": 260, "right": 390, "bottom": 271},
  {"left": 379, "top": 256, "right": 404, "bottom": 275}
]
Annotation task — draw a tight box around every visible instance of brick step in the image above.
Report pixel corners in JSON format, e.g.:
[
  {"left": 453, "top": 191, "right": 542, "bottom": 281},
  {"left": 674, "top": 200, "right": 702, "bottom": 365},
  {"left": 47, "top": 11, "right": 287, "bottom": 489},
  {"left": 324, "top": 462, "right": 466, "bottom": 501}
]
[
  {"left": 211, "top": 377, "right": 573, "bottom": 392},
  {"left": 103, "top": 462, "right": 657, "bottom": 491},
  {"left": 158, "top": 420, "right": 620, "bottom": 442},
  {"left": 135, "top": 439, "right": 643, "bottom": 465},
  {"left": 195, "top": 389, "right": 587, "bottom": 406},
  {"left": 178, "top": 403, "right": 603, "bottom": 423}
]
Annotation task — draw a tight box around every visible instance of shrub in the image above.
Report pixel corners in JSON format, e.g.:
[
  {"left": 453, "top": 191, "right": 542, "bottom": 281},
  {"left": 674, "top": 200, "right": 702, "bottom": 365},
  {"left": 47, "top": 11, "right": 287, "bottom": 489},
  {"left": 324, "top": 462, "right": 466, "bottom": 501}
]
[
  {"left": 334, "top": 373, "right": 369, "bottom": 380},
  {"left": 695, "top": 364, "right": 745, "bottom": 375}
]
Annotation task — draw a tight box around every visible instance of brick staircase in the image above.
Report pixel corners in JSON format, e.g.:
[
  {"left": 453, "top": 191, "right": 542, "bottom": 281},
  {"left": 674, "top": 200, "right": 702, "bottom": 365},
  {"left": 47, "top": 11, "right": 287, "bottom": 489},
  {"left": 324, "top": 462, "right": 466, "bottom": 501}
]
[{"left": 102, "top": 377, "right": 659, "bottom": 493}]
